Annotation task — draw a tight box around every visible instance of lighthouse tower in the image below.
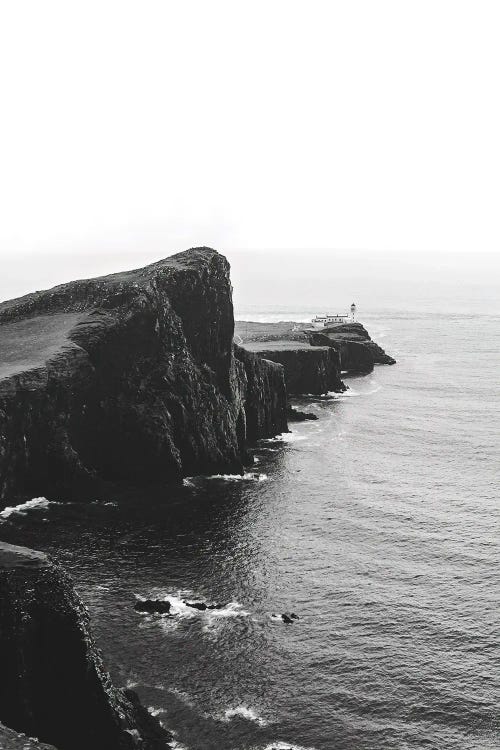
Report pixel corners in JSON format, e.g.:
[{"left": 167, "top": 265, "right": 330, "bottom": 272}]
[{"left": 350, "top": 303, "right": 357, "bottom": 321}]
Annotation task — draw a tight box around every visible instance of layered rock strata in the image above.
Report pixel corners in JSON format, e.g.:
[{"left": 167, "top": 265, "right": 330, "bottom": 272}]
[
  {"left": 0, "top": 542, "right": 171, "bottom": 750},
  {"left": 0, "top": 248, "right": 287, "bottom": 507}
]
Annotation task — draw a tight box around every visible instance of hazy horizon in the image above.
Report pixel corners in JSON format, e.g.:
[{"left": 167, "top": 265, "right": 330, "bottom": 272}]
[{"left": 2, "top": 248, "right": 499, "bottom": 316}]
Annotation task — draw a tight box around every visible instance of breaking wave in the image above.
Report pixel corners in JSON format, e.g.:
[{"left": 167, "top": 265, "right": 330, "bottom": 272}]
[
  {"left": 0, "top": 496, "right": 53, "bottom": 519},
  {"left": 220, "top": 704, "right": 269, "bottom": 726},
  {"left": 184, "top": 472, "right": 268, "bottom": 484}
]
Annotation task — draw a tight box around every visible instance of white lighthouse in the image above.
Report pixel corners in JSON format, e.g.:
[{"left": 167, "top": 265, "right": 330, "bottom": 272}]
[{"left": 350, "top": 303, "right": 357, "bottom": 321}]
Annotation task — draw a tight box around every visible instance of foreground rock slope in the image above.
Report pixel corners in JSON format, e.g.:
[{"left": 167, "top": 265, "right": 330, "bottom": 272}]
[
  {"left": 0, "top": 542, "right": 171, "bottom": 750},
  {"left": 0, "top": 248, "right": 287, "bottom": 506}
]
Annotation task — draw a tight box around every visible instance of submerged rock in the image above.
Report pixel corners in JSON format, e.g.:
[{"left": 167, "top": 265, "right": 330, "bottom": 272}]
[
  {"left": 134, "top": 599, "right": 171, "bottom": 614},
  {"left": 0, "top": 248, "right": 288, "bottom": 507},
  {"left": 286, "top": 406, "right": 319, "bottom": 422},
  {"left": 271, "top": 612, "right": 300, "bottom": 624},
  {"left": 183, "top": 600, "right": 225, "bottom": 611},
  {"left": 0, "top": 542, "right": 172, "bottom": 750}
]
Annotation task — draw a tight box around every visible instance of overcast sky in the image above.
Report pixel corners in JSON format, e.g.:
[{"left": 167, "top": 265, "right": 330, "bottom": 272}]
[{"left": 1, "top": 0, "right": 499, "bottom": 260}]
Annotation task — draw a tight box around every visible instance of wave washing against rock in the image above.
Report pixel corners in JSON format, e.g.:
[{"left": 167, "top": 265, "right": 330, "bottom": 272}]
[
  {"left": 0, "top": 496, "right": 52, "bottom": 519},
  {"left": 134, "top": 592, "right": 250, "bottom": 635},
  {"left": 183, "top": 472, "right": 268, "bottom": 485},
  {"left": 220, "top": 705, "right": 269, "bottom": 727}
]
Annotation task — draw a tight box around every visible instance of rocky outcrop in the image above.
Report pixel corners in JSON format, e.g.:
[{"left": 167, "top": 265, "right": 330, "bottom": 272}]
[
  {"left": 0, "top": 722, "right": 58, "bottom": 750},
  {"left": 286, "top": 406, "right": 318, "bottom": 422},
  {"left": 309, "top": 333, "right": 375, "bottom": 373},
  {"left": 233, "top": 345, "right": 288, "bottom": 439},
  {"left": 309, "top": 322, "right": 395, "bottom": 374},
  {"left": 0, "top": 248, "right": 288, "bottom": 507},
  {"left": 0, "top": 542, "right": 171, "bottom": 750},
  {"left": 239, "top": 343, "right": 346, "bottom": 396}
]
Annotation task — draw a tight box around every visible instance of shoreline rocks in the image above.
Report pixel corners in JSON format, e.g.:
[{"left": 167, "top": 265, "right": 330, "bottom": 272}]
[{"left": 0, "top": 542, "right": 172, "bottom": 750}]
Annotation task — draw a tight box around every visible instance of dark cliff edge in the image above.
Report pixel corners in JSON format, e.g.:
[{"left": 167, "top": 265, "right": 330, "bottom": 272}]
[
  {"left": 309, "top": 322, "right": 396, "bottom": 374},
  {"left": 0, "top": 248, "right": 288, "bottom": 507},
  {"left": 239, "top": 343, "right": 346, "bottom": 395},
  {"left": 234, "top": 319, "right": 395, "bottom": 393},
  {"left": 0, "top": 542, "right": 171, "bottom": 750}
]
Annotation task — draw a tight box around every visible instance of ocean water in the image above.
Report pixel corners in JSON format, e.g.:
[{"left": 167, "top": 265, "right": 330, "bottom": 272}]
[{"left": 1, "top": 308, "right": 499, "bottom": 750}]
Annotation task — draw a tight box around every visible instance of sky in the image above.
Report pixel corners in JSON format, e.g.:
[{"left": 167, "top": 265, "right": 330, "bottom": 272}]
[{"left": 1, "top": 0, "right": 499, "bottom": 266}]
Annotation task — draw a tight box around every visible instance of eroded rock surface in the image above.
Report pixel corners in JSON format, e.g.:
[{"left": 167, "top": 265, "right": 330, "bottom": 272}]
[
  {"left": 0, "top": 248, "right": 287, "bottom": 506},
  {"left": 309, "top": 322, "right": 396, "bottom": 372},
  {"left": 239, "top": 342, "right": 346, "bottom": 395},
  {"left": 0, "top": 542, "right": 171, "bottom": 750}
]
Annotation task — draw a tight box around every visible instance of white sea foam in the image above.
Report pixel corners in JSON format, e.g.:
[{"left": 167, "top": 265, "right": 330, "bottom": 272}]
[
  {"left": 279, "top": 431, "right": 308, "bottom": 443},
  {"left": 169, "top": 737, "right": 190, "bottom": 750},
  {"left": 136, "top": 591, "right": 250, "bottom": 634},
  {"left": 0, "top": 496, "right": 52, "bottom": 519},
  {"left": 184, "top": 472, "right": 268, "bottom": 484},
  {"left": 147, "top": 706, "right": 166, "bottom": 717},
  {"left": 258, "top": 744, "right": 318, "bottom": 750},
  {"left": 221, "top": 705, "right": 269, "bottom": 726},
  {"left": 207, "top": 472, "right": 268, "bottom": 482}
]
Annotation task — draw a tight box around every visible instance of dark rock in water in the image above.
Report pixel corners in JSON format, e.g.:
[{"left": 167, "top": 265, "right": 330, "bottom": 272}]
[
  {"left": 281, "top": 613, "right": 294, "bottom": 624},
  {"left": 182, "top": 600, "right": 226, "bottom": 611},
  {"left": 290, "top": 612, "right": 300, "bottom": 620},
  {"left": 134, "top": 599, "right": 171, "bottom": 614},
  {"left": 0, "top": 248, "right": 288, "bottom": 507},
  {"left": 0, "top": 542, "right": 172, "bottom": 750},
  {"left": 286, "top": 406, "right": 319, "bottom": 422}
]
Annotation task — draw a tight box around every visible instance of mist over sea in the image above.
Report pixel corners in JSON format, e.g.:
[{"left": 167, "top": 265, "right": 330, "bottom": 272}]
[{"left": 1, "top": 252, "right": 498, "bottom": 749}]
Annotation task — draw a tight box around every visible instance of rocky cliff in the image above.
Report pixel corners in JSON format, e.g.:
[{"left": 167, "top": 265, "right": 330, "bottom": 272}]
[
  {"left": 309, "top": 322, "right": 396, "bottom": 373},
  {"left": 0, "top": 542, "right": 171, "bottom": 750},
  {"left": 240, "top": 342, "right": 346, "bottom": 395},
  {"left": 234, "top": 345, "right": 288, "bottom": 439},
  {"left": 0, "top": 248, "right": 287, "bottom": 507}
]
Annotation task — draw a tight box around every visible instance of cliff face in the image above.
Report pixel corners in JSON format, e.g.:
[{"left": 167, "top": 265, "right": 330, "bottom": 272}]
[
  {"left": 0, "top": 542, "right": 171, "bottom": 750},
  {"left": 234, "top": 345, "right": 288, "bottom": 439},
  {"left": 0, "top": 248, "right": 287, "bottom": 506},
  {"left": 240, "top": 343, "right": 346, "bottom": 395},
  {"left": 309, "top": 322, "right": 396, "bottom": 374}
]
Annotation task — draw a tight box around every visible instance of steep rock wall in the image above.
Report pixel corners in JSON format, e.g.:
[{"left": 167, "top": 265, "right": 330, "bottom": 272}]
[
  {"left": 0, "top": 542, "right": 171, "bottom": 750},
  {"left": 242, "top": 345, "right": 346, "bottom": 395},
  {"left": 309, "top": 322, "right": 396, "bottom": 371},
  {"left": 309, "top": 334, "right": 375, "bottom": 374},
  {"left": 0, "top": 249, "right": 288, "bottom": 506},
  {"left": 234, "top": 345, "right": 288, "bottom": 440}
]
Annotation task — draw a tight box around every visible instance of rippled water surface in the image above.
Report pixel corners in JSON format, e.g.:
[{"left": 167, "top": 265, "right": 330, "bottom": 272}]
[{"left": 1, "top": 310, "right": 499, "bottom": 750}]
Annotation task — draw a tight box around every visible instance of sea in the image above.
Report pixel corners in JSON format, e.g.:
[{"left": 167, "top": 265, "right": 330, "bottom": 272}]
[{"left": 0, "top": 276, "right": 499, "bottom": 749}]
